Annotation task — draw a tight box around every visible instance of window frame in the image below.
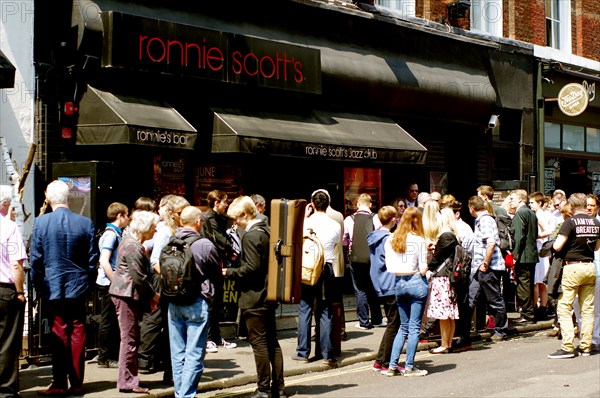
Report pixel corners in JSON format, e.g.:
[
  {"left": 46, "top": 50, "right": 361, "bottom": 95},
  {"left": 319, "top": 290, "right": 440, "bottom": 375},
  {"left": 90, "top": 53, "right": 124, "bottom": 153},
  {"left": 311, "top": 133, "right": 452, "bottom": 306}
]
[{"left": 470, "top": 0, "right": 503, "bottom": 37}]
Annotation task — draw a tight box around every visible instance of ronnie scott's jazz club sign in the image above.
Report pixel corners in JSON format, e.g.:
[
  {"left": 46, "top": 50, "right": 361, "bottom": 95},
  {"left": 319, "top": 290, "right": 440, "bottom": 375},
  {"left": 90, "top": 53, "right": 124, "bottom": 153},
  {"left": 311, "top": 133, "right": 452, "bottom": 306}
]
[{"left": 101, "top": 12, "right": 322, "bottom": 94}]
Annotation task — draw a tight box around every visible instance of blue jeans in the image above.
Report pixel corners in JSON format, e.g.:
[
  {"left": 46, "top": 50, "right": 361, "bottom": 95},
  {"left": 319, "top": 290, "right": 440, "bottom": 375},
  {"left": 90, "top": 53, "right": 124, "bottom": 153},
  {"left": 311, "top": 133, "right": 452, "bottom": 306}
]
[
  {"left": 296, "top": 263, "right": 335, "bottom": 360},
  {"left": 468, "top": 269, "right": 509, "bottom": 338},
  {"left": 389, "top": 273, "right": 428, "bottom": 370},
  {"left": 168, "top": 297, "right": 210, "bottom": 398}
]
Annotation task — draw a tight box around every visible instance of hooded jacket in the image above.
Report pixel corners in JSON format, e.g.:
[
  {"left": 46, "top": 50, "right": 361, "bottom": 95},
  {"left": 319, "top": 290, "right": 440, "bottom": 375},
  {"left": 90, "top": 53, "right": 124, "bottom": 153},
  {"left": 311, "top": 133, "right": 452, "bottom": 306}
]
[
  {"left": 367, "top": 229, "right": 394, "bottom": 297},
  {"left": 174, "top": 227, "right": 221, "bottom": 304}
]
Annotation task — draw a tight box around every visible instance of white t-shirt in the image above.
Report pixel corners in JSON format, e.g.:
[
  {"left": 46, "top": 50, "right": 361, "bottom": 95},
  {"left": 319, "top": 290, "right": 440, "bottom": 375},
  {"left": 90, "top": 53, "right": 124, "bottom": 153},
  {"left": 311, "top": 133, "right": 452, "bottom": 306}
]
[
  {"left": 304, "top": 212, "right": 341, "bottom": 264},
  {"left": 384, "top": 233, "right": 428, "bottom": 275}
]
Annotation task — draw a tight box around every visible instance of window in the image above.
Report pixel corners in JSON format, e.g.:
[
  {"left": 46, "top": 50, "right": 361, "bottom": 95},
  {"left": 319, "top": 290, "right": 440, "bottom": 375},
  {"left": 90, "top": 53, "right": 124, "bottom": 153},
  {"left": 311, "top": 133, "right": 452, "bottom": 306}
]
[
  {"left": 544, "top": 122, "right": 560, "bottom": 148},
  {"left": 470, "top": 0, "right": 502, "bottom": 36},
  {"left": 375, "top": 0, "right": 416, "bottom": 17},
  {"left": 545, "top": 122, "right": 598, "bottom": 153},
  {"left": 545, "top": 0, "right": 571, "bottom": 52},
  {"left": 563, "top": 125, "right": 585, "bottom": 151},
  {"left": 587, "top": 127, "right": 600, "bottom": 154}
]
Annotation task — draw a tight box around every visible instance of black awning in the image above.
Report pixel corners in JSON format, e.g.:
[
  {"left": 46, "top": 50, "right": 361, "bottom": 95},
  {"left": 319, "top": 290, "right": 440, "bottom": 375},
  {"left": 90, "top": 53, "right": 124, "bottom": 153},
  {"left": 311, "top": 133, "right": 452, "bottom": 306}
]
[
  {"left": 212, "top": 109, "right": 427, "bottom": 164},
  {"left": 0, "top": 49, "right": 16, "bottom": 89},
  {"left": 77, "top": 86, "right": 197, "bottom": 150}
]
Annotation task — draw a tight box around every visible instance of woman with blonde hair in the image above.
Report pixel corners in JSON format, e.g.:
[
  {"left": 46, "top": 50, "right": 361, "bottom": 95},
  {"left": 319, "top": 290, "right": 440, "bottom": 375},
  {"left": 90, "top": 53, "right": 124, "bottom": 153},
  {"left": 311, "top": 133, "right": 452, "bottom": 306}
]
[
  {"left": 422, "top": 200, "right": 440, "bottom": 247},
  {"left": 385, "top": 207, "right": 429, "bottom": 377},
  {"left": 426, "top": 207, "right": 460, "bottom": 354},
  {"left": 139, "top": 194, "right": 189, "bottom": 380}
]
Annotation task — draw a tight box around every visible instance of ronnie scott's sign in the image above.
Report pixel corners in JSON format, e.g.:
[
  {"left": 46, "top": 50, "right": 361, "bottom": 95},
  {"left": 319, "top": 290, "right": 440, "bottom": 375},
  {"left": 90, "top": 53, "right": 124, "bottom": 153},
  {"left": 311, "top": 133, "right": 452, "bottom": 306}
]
[
  {"left": 557, "top": 83, "right": 589, "bottom": 116},
  {"left": 101, "top": 12, "right": 322, "bottom": 94}
]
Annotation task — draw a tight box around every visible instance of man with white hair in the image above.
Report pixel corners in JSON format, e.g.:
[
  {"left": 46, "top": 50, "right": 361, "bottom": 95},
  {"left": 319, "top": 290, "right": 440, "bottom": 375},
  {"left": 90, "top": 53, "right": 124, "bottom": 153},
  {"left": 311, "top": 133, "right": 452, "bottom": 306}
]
[
  {"left": 417, "top": 192, "right": 431, "bottom": 212},
  {"left": 0, "top": 185, "right": 12, "bottom": 218},
  {"left": 30, "top": 180, "right": 98, "bottom": 396}
]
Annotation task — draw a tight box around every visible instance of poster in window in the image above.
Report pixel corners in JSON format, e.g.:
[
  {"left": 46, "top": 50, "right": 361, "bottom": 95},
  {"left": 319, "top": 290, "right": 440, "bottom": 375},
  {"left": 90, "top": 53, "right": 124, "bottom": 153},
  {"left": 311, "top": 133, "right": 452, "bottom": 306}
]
[
  {"left": 343, "top": 167, "right": 381, "bottom": 217},
  {"left": 593, "top": 172, "right": 600, "bottom": 197},
  {"left": 153, "top": 155, "right": 186, "bottom": 198},
  {"left": 544, "top": 168, "right": 556, "bottom": 195},
  {"left": 58, "top": 176, "right": 91, "bottom": 218},
  {"left": 429, "top": 171, "right": 448, "bottom": 195},
  {"left": 194, "top": 164, "right": 242, "bottom": 209}
]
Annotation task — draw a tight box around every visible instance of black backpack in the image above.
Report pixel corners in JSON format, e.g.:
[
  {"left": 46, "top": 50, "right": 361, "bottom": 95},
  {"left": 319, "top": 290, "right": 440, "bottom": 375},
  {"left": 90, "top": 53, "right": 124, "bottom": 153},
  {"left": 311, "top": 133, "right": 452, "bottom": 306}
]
[
  {"left": 350, "top": 213, "right": 375, "bottom": 264},
  {"left": 159, "top": 235, "right": 201, "bottom": 304},
  {"left": 483, "top": 213, "right": 515, "bottom": 255},
  {"left": 450, "top": 244, "right": 472, "bottom": 288}
]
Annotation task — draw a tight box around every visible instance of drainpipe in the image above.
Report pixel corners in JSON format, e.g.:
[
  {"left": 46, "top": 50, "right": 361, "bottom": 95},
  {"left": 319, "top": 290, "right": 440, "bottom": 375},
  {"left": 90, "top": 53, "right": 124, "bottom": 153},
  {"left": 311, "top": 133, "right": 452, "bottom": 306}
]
[{"left": 536, "top": 61, "right": 545, "bottom": 192}]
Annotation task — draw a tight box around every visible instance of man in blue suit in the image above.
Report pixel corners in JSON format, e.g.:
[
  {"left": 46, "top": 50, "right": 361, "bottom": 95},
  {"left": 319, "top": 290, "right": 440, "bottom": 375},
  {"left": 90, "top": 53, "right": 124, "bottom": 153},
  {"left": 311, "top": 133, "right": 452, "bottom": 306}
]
[{"left": 30, "top": 180, "right": 98, "bottom": 397}]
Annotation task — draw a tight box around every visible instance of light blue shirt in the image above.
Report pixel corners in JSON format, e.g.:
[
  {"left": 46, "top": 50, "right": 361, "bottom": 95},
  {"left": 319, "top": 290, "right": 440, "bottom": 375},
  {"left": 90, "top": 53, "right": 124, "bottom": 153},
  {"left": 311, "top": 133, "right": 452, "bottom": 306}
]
[
  {"left": 473, "top": 213, "right": 505, "bottom": 273},
  {"left": 96, "top": 224, "right": 123, "bottom": 286}
]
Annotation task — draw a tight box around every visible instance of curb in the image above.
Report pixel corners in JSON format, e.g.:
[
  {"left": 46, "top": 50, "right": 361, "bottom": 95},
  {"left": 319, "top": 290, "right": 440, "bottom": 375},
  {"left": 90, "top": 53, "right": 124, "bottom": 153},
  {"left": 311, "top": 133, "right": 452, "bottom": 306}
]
[{"left": 185, "top": 319, "right": 552, "bottom": 397}]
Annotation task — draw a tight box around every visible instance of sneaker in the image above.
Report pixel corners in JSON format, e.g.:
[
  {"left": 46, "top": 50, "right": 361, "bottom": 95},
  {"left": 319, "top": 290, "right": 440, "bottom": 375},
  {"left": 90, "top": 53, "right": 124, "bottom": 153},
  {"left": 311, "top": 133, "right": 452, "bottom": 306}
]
[
  {"left": 386, "top": 367, "right": 402, "bottom": 377},
  {"left": 372, "top": 362, "right": 382, "bottom": 372},
  {"left": 547, "top": 327, "right": 560, "bottom": 338},
  {"left": 221, "top": 339, "right": 237, "bottom": 349},
  {"left": 98, "top": 359, "right": 118, "bottom": 368},
  {"left": 547, "top": 349, "right": 577, "bottom": 359},
  {"left": 355, "top": 322, "right": 373, "bottom": 330},
  {"left": 206, "top": 340, "right": 218, "bottom": 353},
  {"left": 491, "top": 333, "right": 506, "bottom": 343},
  {"left": 402, "top": 367, "right": 428, "bottom": 377},
  {"left": 577, "top": 348, "right": 591, "bottom": 357},
  {"left": 379, "top": 366, "right": 389, "bottom": 374},
  {"left": 373, "top": 320, "right": 388, "bottom": 328},
  {"left": 321, "top": 358, "right": 337, "bottom": 366},
  {"left": 291, "top": 354, "right": 309, "bottom": 363}
]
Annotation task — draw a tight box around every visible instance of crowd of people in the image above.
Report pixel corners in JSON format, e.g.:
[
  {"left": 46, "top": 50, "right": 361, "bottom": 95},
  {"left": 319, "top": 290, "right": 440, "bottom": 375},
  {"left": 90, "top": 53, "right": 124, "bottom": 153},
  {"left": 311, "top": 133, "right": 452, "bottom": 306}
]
[{"left": 0, "top": 181, "right": 598, "bottom": 398}]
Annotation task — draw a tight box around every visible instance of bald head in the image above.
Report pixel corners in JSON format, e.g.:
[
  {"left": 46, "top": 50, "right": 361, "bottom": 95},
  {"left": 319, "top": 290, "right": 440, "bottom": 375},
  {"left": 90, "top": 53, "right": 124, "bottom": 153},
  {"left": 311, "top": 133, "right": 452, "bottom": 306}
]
[{"left": 180, "top": 206, "right": 203, "bottom": 231}]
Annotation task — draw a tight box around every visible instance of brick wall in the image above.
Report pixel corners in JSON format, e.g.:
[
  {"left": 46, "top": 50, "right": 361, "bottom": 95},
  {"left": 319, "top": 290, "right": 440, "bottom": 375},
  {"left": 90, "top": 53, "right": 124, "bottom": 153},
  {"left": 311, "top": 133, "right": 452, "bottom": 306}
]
[
  {"left": 419, "top": 0, "right": 470, "bottom": 28},
  {"left": 511, "top": 0, "right": 546, "bottom": 44},
  {"left": 577, "top": 0, "right": 600, "bottom": 60}
]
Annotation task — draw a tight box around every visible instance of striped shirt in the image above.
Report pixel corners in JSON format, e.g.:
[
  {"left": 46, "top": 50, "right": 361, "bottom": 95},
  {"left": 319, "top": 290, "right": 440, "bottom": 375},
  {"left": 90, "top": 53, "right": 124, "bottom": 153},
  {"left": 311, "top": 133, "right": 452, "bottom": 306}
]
[{"left": 473, "top": 212, "right": 505, "bottom": 272}]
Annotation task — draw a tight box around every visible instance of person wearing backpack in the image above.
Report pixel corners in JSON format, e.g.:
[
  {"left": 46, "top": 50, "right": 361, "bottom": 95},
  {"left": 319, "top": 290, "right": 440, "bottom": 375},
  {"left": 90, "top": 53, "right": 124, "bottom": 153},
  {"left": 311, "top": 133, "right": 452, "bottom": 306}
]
[
  {"left": 425, "top": 208, "right": 461, "bottom": 354},
  {"left": 166, "top": 206, "right": 221, "bottom": 398},
  {"left": 293, "top": 191, "right": 342, "bottom": 367},
  {"left": 465, "top": 196, "right": 509, "bottom": 343},
  {"left": 96, "top": 202, "right": 130, "bottom": 369},
  {"left": 224, "top": 196, "right": 285, "bottom": 398},
  {"left": 509, "top": 189, "right": 539, "bottom": 325},
  {"left": 343, "top": 193, "right": 384, "bottom": 330}
]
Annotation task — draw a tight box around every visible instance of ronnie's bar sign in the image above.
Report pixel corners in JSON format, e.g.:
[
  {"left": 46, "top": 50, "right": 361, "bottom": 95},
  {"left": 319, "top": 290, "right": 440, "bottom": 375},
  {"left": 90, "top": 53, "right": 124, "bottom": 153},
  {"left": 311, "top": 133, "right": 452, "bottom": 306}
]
[
  {"left": 557, "top": 83, "right": 589, "bottom": 117},
  {"left": 102, "top": 12, "right": 321, "bottom": 94}
]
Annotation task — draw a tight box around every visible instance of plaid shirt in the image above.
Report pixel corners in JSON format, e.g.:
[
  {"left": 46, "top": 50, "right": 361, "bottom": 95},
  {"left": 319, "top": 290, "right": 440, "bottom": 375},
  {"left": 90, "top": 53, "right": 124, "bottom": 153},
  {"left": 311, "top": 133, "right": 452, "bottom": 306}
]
[{"left": 473, "top": 212, "right": 505, "bottom": 272}]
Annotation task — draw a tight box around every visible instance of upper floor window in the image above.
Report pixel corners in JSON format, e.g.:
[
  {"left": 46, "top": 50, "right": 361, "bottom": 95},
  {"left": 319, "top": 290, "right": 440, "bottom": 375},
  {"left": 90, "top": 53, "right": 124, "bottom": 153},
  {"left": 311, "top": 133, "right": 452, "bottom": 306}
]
[
  {"left": 375, "top": 0, "right": 416, "bottom": 18},
  {"left": 545, "top": 0, "right": 571, "bottom": 52},
  {"left": 545, "top": 122, "right": 598, "bottom": 154},
  {"left": 470, "top": 0, "right": 502, "bottom": 36}
]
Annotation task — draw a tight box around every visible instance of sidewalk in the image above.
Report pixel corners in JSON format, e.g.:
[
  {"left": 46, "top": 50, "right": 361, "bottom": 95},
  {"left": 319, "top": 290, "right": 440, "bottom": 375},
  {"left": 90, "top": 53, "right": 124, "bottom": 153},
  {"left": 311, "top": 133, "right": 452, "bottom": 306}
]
[{"left": 19, "top": 313, "right": 553, "bottom": 398}]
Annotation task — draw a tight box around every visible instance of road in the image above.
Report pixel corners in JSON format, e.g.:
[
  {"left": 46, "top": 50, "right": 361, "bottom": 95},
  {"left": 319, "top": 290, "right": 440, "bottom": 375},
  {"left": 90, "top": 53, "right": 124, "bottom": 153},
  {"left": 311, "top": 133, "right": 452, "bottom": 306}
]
[{"left": 208, "top": 330, "right": 600, "bottom": 398}]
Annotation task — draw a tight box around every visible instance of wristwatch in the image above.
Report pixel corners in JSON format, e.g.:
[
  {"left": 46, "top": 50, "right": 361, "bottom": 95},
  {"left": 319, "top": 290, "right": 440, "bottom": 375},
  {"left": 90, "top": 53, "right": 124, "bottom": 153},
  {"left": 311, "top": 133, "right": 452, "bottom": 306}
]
[
  {"left": 482, "top": 262, "right": 489, "bottom": 268},
  {"left": 16, "top": 291, "right": 25, "bottom": 296}
]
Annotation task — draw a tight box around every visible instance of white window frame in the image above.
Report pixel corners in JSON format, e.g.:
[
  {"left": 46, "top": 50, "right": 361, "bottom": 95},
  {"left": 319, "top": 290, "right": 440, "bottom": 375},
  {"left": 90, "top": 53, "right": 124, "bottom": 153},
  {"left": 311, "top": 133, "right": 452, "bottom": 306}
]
[
  {"left": 470, "top": 0, "right": 503, "bottom": 37},
  {"left": 545, "top": 0, "right": 571, "bottom": 52},
  {"left": 375, "top": 0, "right": 416, "bottom": 18}
]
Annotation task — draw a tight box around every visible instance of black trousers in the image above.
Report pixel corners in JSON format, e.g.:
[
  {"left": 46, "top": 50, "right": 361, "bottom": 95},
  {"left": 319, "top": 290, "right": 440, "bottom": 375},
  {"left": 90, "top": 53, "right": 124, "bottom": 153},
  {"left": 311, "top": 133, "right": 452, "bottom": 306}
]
[
  {"left": 207, "top": 276, "right": 224, "bottom": 343},
  {"left": 374, "top": 295, "right": 399, "bottom": 368},
  {"left": 349, "top": 262, "right": 382, "bottom": 326},
  {"left": 138, "top": 299, "right": 171, "bottom": 380},
  {"left": 0, "top": 285, "right": 25, "bottom": 398},
  {"left": 97, "top": 285, "right": 120, "bottom": 362},
  {"left": 515, "top": 263, "right": 536, "bottom": 320},
  {"left": 242, "top": 304, "right": 284, "bottom": 394}
]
